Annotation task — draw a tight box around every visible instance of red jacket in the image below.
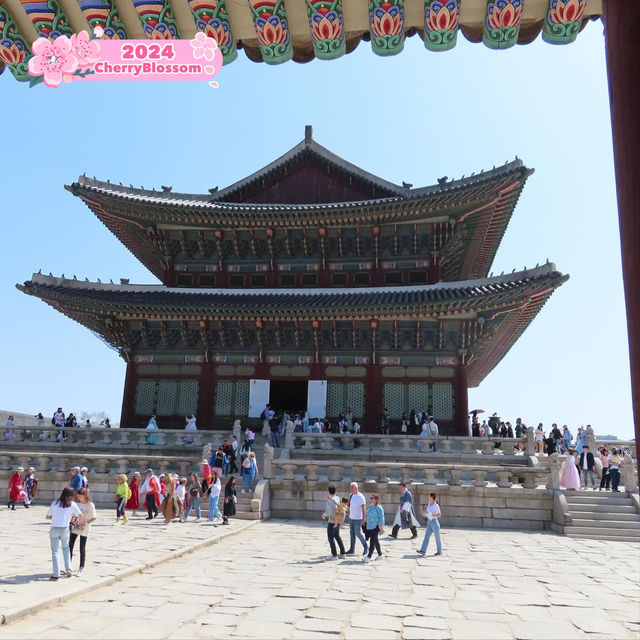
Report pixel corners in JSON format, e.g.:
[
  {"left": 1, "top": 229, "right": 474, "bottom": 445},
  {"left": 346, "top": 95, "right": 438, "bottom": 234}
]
[{"left": 8, "top": 473, "right": 22, "bottom": 501}]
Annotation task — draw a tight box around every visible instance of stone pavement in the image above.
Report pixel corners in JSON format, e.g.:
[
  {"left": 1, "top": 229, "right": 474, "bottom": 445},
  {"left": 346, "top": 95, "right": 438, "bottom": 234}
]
[
  {"left": 0, "top": 505, "right": 256, "bottom": 624},
  {"left": 0, "top": 512, "right": 639, "bottom": 639}
]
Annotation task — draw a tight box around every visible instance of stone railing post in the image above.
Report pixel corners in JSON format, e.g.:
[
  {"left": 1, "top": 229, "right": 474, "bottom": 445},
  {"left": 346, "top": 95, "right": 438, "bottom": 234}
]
[
  {"left": 281, "top": 464, "right": 296, "bottom": 481},
  {"left": 422, "top": 468, "right": 438, "bottom": 485},
  {"left": 0, "top": 455, "right": 12, "bottom": 470},
  {"left": 481, "top": 440, "right": 495, "bottom": 455},
  {"left": 116, "top": 458, "right": 130, "bottom": 474},
  {"left": 329, "top": 465, "right": 343, "bottom": 482},
  {"left": 549, "top": 452, "right": 561, "bottom": 490},
  {"left": 472, "top": 470, "right": 488, "bottom": 487},
  {"left": 303, "top": 435, "right": 314, "bottom": 449},
  {"left": 305, "top": 465, "right": 320, "bottom": 481},
  {"left": 439, "top": 439, "right": 454, "bottom": 455},
  {"left": 522, "top": 470, "right": 537, "bottom": 489},
  {"left": 118, "top": 430, "right": 131, "bottom": 445},
  {"left": 400, "top": 438, "right": 413, "bottom": 452},
  {"left": 449, "top": 469, "right": 462, "bottom": 486},
  {"left": 263, "top": 443, "right": 274, "bottom": 479},
  {"left": 376, "top": 467, "right": 390, "bottom": 483},
  {"left": 101, "top": 429, "right": 112, "bottom": 445},
  {"left": 352, "top": 466, "right": 365, "bottom": 483},
  {"left": 95, "top": 458, "right": 109, "bottom": 473},
  {"left": 621, "top": 454, "right": 638, "bottom": 493},
  {"left": 496, "top": 471, "right": 513, "bottom": 488},
  {"left": 379, "top": 438, "right": 393, "bottom": 452},
  {"left": 233, "top": 421, "right": 242, "bottom": 443},
  {"left": 525, "top": 427, "right": 535, "bottom": 456},
  {"left": 460, "top": 439, "right": 475, "bottom": 455},
  {"left": 35, "top": 455, "right": 51, "bottom": 472},
  {"left": 284, "top": 421, "right": 294, "bottom": 450},
  {"left": 321, "top": 435, "right": 334, "bottom": 450},
  {"left": 585, "top": 426, "right": 596, "bottom": 452}
]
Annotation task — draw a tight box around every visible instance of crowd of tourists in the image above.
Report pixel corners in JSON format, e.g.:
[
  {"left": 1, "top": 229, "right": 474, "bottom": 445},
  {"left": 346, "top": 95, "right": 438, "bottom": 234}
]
[
  {"left": 320, "top": 481, "right": 443, "bottom": 562},
  {"left": 2, "top": 409, "right": 113, "bottom": 442}
]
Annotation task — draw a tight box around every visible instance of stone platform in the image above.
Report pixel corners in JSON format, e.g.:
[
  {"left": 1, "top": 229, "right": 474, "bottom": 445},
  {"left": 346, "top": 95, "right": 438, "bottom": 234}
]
[{"left": 0, "top": 512, "right": 638, "bottom": 639}]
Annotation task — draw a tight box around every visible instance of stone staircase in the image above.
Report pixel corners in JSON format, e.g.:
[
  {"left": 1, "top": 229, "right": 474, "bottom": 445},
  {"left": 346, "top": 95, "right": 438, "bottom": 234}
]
[
  {"left": 563, "top": 492, "right": 640, "bottom": 542},
  {"left": 198, "top": 479, "right": 269, "bottom": 521}
]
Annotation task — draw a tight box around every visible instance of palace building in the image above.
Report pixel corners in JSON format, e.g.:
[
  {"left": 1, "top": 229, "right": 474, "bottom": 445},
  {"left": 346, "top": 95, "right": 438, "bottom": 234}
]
[{"left": 18, "top": 127, "right": 567, "bottom": 433}]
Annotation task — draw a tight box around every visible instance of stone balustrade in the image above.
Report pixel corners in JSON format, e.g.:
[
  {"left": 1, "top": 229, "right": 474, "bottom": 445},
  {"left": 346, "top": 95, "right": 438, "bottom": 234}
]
[
  {"left": 0, "top": 426, "right": 232, "bottom": 449},
  {"left": 289, "top": 432, "right": 527, "bottom": 456},
  {"left": 0, "top": 449, "right": 200, "bottom": 476},
  {"left": 271, "top": 458, "right": 549, "bottom": 489}
]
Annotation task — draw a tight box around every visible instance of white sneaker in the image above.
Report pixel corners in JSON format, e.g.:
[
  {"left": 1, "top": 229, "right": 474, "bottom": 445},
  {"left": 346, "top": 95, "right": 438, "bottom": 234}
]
[
  {"left": 326, "top": 555, "right": 338, "bottom": 561},
  {"left": 78, "top": 567, "right": 84, "bottom": 575},
  {"left": 375, "top": 555, "right": 384, "bottom": 561},
  {"left": 362, "top": 556, "right": 370, "bottom": 563}
]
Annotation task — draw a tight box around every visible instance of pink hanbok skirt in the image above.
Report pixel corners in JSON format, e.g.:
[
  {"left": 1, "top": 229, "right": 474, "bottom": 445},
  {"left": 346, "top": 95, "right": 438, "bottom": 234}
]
[{"left": 559, "top": 459, "right": 581, "bottom": 489}]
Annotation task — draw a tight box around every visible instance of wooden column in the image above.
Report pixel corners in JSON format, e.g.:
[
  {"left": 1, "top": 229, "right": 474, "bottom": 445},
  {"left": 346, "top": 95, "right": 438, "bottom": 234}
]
[
  {"left": 453, "top": 362, "right": 469, "bottom": 436},
  {"left": 428, "top": 253, "right": 441, "bottom": 284},
  {"left": 119, "top": 361, "right": 137, "bottom": 428},
  {"left": 603, "top": 1, "right": 640, "bottom": 467},
  {"left": 364, "top": 364, "right": 383, "bottom": 433},
  {"left": 198, "top": 362, "right": 215, "bottom": 429}
]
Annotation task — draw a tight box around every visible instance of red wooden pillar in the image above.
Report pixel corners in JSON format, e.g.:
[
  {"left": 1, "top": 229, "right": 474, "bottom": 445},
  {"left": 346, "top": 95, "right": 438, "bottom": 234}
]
[
  {"left": 198, "top": 362, "right": 215, "bottom": 429},
  {"left": 603, "top": 1, "right": 640, "bottom": 468},
  {"left": 119, "top": 361, "right": 137, "bottom": 428},
  {"left": 428, "top": 253, "right": 441, "bottom": 284},
  {"left": 453, "top": 362, "right": 469, "bottom": 436},
  {"left": 365, "top": 364, "right": 383, "bottom": 433}
]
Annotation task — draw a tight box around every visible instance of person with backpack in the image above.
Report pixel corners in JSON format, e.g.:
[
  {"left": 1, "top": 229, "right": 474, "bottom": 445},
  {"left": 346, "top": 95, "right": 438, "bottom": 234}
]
[
  {"left": 241, "top": 451, "right": 258, "bottom": 493},
  {"left": 209, "top": 446, "right": 227, "bottom": 478},
  {"left": 321, "top": 485, "right": 346, "bottom": 560}
]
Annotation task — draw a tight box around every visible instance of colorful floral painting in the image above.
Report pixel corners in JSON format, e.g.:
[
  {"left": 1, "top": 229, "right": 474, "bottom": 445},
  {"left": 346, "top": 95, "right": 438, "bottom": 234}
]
[
  {"left": 78, "top": 0, "right": 127, "bottom": 40},
  {"left": 132, "top": 0, "right": 179, "bottom": 39},
  {"left": 21, "top": 0, "right": 73, "bottom": 39},
  {"left": 248, "top": 0, "right": 293, "bottom": 65},
  {"left": 0, "top": 6, "right": 30, "bottom": 80},
  {"left": 305, "top": 0, "right": 345, "bottom": 60},
  {"left": 542, "top": 0, "right": 585, "bottom": 44},
  {"left": 424, "top": 0, "right": 460, "bottom": 51},
  {"left": 483, "top": 0, "right": 523, "bottom": 50},
  {"left": 188, "top": 0, "right": 237, "bottom": 64},
  {"left": 369, "top": 0, "right": 405, "bottom": 56}
]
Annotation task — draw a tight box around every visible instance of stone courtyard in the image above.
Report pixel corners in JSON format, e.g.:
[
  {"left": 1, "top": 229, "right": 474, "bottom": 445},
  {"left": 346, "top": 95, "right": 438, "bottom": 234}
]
[{"left": 0, "top": 506, "right": 638, "bottom": 639}]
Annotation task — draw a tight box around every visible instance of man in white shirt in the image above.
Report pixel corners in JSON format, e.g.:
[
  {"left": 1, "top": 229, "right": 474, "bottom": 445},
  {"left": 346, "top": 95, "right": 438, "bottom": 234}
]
[{"left": 346, "top": 482, "right": 368, "bottom": 556}]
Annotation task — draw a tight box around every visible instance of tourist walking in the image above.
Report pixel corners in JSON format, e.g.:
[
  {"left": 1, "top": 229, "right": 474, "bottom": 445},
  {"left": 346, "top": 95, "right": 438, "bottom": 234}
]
[
  {"left": 210, "top": 446, "right": 227, "bottom": 478},
  {"left": 426, "top": 416, "right": 438, "bottom": 452},
  {"left": 608, "top": 448, "right": 623, "bottom": 492},
  {"left": 559, "top": 448, "right": 581, "bottom": 489},
  {"left": 390, "top": 483, "right": 419, "bottom": 539},
  {"left": 161, "top": 473, "right": 178, "bottom": 523},
  {"left": 201, "top": 459, "right": 212, "bottom": 494},
  {"left": 346, "top": 482, "right": 368, "bottom": 556},
  {"left": 222, "top": 476, "right": 237, "bottom": 525},
  {"left": 70, "top": 466, "right": 83, "bottom": 494},
  {"left": 7, "top": 466, "right": 24, "bottom": 510},
  {"left": 363, "top": 494, "right": 385, "bottom": 562},
  {"left": 176, "top": 477, "right": 187, "bottom": 521},
  {"left": 579, "top": 446, "right": 596, "bottom": 490},
  {"left": 208, "top": 469, "right": 222, "bottom": 522},
  {"left": 53, "top": 407, "right": 66, "bottom": 441},
  {"left": 145, "top": 415, "right": 159, "bottom": 444},
  {"left": 36, "top": 412, "right": 45, "bottom": 427},
  {"left": 69, "top": 487, "right": 97, "bottom": 575},
  {"left": 115, "top": 474, "right": 132, "bottom": 524},
  {"left": 229, "top": 436, "right": 239, "bottom": 473},
  {"left": 126, "top": 471, "right": 141, "bottom": 515},
  {"left": 46, "top": 487, "right": 82, "bottom": 580},
  {"left": 184, "top": 473, "right": 203, "bottom": 520},
  {"left": 535, "top": 425, "right": 544, "bottom": 454},
  {"left": 23, "top": 467, "right": 38, "bottom": 507},
  {"left": 562, "top": 426, "right": 572, "bottom": 454},
  {"left": 80, "top": 466, "right": 89, "bottom": 488},
  {"left": 598, "top": 447, "right": 611, "bottom": 491},
  {"left": 241, "top": 451, "right": 258, "bottom": 493},
  {"left": 321, "top": 485, "right": 346, "bottom": 560},
  {"left": 140, "top": 468, "right": 161, "bottom": 519},
  {"left": 4, "top": 415, "right": 16, "bottom": 440},
  {"left": 417, "top": 492, "right": 443, "bottom": 556}
]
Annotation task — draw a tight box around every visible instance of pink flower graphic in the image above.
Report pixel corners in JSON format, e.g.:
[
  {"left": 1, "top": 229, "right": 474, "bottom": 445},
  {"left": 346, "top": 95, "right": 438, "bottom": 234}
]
[
  {"left": 27, "top": 36, "right": 79, "bottom": 88},
  {"left": 93, "top": 25, "right": 105, "bottom": 38},
  {"left": 190, "top": 31, "right": 218, "bottom": 61},
  {"left": 70, "top": 31, "right": 101, "bottom": 67}
]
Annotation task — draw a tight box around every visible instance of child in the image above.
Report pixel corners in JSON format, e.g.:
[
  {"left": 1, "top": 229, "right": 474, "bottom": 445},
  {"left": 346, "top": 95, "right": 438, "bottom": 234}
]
[
  {"left": 363, "top": 494, "right": 385, "bottom": 562},
  {"left": 115, "top": 474, "right": 132, "bottom": 525},
  {"left": 334, "top": 496, "right": 349, "bottom": 528},
  {"left": 69, "top": 487, "right": 97, "bottom": 575},
  {"left": 176, "top": 477, "right": 187, "bottom": 522}
]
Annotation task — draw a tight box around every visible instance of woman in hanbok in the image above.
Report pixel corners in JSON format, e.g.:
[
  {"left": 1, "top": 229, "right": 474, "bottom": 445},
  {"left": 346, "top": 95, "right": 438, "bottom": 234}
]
[
  {"left": 23, "top": 467, "right": 38, "bottom": 507},
  {"left": 4, "top": 416, "right": 17, "bottom": 440},
  {"left": 160, "top": 473, "right": 178, "bottom": 523},
  {"left": 559, "top": 448, "right": 581, "bottom": 490},
  {"left": 126, "top": 471, "right": 140, "bottom": 515},
  {"left": 145, "top": 415, "right": 159, "bottom": 445},
  {"left": 184, "top": 414, "right": 197, "bottom": 444},
  {"left": 8, "top": 466, "right": 24, "bottom": 509}
]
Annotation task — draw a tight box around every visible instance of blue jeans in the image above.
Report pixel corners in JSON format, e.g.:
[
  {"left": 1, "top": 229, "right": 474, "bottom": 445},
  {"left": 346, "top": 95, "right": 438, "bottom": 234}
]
[
  {"left": 348, "top": 519, "right": 368, "bottom": 554},
  {"left": 270, "top": 432, "right": 280, "bottom": 448},
  {"left": 208, "top": 494, "right": 222, "bottom": 521},
  {"left": 184, "top": 498, "right": 201, "bottom": 519},
  {"left": 50, "top": 526, "right": 71, "bottom": 577},
  {"left": 242, "top": 469, "right": 255, "bottom": 492},
  {"left": 582, "top": 469, "right": 596, "bottom": 489},
  {"left": 419, "top": 519, "right": 442, "bottom": 554}
]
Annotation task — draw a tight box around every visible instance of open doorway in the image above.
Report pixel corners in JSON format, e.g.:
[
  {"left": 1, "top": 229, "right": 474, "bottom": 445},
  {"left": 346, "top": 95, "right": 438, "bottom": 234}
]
[{"left": 269, "top": 380, "right": 308, "bottom": 414}]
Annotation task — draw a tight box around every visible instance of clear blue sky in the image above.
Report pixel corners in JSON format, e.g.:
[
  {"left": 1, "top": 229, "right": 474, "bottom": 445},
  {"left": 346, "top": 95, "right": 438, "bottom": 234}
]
[{"left": 1, "top": 21, "right": 633, "bottom": 439}]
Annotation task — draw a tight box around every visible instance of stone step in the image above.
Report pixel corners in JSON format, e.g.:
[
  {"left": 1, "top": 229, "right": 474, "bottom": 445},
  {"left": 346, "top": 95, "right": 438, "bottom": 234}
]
[
  {"left": 567, "top": 523, "right": 640, "bottom": 536},
  {"left": 565, "top": 532, "right": 640, "bottom": 543},
  {"left": 571, "top": 517, "right": 640, "bottom": 530},
  {"left": 567, "top": 510, "right": 640, "bottom": 521},
  {"left": 569, "top": 503, "right": 637, "bottom": 514},
  {"left": 563, "top": 494, "right": 632, "bottom": 506}
]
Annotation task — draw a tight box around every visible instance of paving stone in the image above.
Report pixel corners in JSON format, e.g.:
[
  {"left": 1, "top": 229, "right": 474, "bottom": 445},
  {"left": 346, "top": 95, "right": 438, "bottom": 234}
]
[
  {"left": 350, "top": 614, "right": 403, "bottom": 631},
  {"left": 403, "top": 616, "right": 448, "bottom": 629},
  {"left": 511, "top": 621, "right": 583, "bottom": 639},
  {"left": 570, "top": 615, "right": 630, "bottom": 635},
  {"left": 343, "top": 627, "right": 398, "bottom": 640},
  {"left": 296, "top": 616, "right": 344, "bottom": 633},
  {"left": 198, "top": 612, "right": 240, "bottom": 626},
  {"left": 402, "top": 628, "right": 451, "bottom": 640},
  {"left": 305, "top": 607, "right": 353, "bottom": 621}
]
